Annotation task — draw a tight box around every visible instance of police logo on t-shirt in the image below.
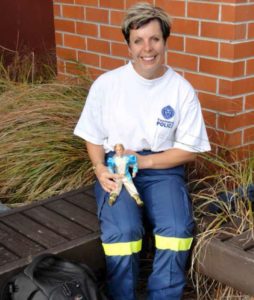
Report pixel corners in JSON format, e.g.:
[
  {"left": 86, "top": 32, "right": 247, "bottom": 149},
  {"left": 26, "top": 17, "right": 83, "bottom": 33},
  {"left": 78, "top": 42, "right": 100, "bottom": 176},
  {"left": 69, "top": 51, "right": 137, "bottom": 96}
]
[
  {"left": 161, "top": 105, "right": 174, "bottom": 119},
  {"left": 156, "top": 105, "right": 175, "bottom": 128}
]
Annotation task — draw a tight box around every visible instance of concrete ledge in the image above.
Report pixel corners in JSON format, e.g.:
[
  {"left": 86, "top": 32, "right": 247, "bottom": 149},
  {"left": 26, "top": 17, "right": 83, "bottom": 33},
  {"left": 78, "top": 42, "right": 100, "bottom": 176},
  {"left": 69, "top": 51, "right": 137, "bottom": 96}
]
[{"left": 195, "top": 218, "right": 254, "bottom": 296}]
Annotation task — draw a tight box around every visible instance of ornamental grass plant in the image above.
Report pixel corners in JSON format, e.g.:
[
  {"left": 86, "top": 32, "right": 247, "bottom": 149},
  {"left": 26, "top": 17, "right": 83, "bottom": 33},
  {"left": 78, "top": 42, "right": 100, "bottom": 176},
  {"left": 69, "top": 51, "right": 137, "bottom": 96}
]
[
  {"left": 188, "top": 150, "right": 254, "bottom": 299},
  {"left": 0, "top": 57, "right": 94, "bottom": 204}
]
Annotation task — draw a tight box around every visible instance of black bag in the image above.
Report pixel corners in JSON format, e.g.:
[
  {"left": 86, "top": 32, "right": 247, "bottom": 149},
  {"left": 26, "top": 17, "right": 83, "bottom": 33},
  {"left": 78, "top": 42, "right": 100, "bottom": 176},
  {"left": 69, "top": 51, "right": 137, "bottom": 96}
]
[{"left": 1, "top": 253, "right": 108, "bottom": 300}]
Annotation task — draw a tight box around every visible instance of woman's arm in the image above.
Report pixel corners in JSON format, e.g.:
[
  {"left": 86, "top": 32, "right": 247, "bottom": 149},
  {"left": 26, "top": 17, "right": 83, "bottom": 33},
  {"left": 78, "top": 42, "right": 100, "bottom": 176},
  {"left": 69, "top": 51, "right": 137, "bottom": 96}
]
[
  {"left": 86, "top": 141, "right": 122, "bottom": 192},
  {"left": 126, "top": 148, "right": 196, "bottom": 170}
]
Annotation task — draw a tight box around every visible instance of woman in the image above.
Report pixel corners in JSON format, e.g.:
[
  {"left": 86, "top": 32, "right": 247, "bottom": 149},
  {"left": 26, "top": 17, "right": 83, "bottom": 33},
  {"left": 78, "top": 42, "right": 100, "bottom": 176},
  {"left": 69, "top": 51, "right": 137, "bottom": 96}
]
[{"left": 74, "top": 3, "right": 211, "bottom": 300}]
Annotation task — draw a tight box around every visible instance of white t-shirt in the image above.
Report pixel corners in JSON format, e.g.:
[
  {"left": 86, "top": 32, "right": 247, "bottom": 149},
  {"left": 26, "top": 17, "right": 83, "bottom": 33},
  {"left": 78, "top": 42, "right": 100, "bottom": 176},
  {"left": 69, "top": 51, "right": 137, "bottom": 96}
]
[{"left": 74, "top": 62, "right": 211, "bottom": 153}]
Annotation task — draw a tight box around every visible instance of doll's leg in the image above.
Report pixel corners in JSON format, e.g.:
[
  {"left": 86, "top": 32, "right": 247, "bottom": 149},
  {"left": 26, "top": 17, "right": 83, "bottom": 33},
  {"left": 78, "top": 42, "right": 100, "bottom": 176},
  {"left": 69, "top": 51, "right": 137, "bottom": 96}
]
[
  {"left": 123, "top": 177, "right": 144, "bottom": 206},
  {"left": 109, "top": 179, "right": 122, "bottom": 206}
]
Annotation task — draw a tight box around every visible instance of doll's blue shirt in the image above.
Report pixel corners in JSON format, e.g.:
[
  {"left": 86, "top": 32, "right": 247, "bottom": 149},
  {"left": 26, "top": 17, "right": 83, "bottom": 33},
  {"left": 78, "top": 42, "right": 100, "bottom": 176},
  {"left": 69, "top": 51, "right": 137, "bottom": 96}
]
[{"left": 107, "top": 155, "right": 138, "bottom": 181}]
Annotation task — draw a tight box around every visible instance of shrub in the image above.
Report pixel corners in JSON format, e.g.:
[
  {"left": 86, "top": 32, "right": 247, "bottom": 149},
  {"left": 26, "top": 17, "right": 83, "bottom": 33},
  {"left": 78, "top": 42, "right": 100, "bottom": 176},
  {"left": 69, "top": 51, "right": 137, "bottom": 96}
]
[{"left": 0, "top": 77, "right": 94, "bottom": 204}]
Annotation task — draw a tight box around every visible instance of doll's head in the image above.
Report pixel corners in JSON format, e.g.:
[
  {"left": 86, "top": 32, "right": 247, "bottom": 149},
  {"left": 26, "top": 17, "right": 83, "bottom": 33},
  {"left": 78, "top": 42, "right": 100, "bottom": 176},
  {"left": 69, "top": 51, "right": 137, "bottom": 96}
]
[{"left": 114, "top": 144, "right": 125, "bottom": 156}]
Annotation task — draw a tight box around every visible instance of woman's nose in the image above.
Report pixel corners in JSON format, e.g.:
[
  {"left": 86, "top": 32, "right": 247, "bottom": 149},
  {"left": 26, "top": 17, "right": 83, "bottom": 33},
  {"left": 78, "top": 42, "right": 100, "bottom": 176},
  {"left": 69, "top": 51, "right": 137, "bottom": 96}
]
[{"left": 143, "top": 41, "right": 152, "bottom": 51}]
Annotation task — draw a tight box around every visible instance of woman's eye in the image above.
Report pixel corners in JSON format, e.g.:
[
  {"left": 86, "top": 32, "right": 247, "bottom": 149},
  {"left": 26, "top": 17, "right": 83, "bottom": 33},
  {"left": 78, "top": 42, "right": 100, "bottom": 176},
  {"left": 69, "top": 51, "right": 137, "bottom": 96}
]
[{"left": 134, "top": 39, "right": 141, "bottom": 44}]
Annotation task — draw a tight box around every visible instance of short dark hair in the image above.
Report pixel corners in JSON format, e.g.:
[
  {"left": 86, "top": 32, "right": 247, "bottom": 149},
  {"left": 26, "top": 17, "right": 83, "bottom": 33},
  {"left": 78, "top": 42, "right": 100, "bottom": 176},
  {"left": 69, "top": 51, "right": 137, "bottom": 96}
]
[{"left": 121, "top": 2, "right": 172, "bottom": 44}]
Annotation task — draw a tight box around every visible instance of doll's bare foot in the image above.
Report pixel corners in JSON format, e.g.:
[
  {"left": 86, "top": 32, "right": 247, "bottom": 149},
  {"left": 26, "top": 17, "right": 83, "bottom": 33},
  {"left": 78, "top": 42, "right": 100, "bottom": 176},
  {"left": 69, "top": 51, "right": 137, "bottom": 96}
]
[
  {"left": 109, "top": 193, "right": 117, "bottom": 206},
  {"left": 132, "top": 194, "right": 144, "bottom": 207}
]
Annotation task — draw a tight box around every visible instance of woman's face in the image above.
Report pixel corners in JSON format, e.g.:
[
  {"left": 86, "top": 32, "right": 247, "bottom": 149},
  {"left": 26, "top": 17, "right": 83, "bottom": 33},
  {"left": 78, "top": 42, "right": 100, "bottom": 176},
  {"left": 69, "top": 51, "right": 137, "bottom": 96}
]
[{"left": 128, "top": 19, "right": 167, "bottom": 80}]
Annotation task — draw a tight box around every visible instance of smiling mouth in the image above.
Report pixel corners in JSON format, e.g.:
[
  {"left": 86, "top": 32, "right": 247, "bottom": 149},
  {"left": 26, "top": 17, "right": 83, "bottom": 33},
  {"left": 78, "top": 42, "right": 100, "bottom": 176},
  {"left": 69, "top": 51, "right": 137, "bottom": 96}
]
[{"left": 141, "top": 55, "right": 156, "bottom": 61}]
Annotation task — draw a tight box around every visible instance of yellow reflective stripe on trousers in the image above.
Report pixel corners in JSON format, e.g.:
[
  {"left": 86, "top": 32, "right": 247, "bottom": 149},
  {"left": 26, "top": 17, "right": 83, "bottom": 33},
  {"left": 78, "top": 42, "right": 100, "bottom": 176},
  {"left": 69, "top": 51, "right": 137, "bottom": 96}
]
[
  {"left": 102, "top": 239, "right": 142, "bottom": 256},
  {"left": 155, "top": 235, "right": 193, "bottom": 251}
]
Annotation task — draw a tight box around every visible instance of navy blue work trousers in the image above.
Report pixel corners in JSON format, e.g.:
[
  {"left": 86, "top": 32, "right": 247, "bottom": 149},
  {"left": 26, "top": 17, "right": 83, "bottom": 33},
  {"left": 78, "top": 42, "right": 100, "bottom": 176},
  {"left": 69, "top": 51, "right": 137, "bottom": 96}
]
[{"left": 95, "top": 152, "right": 194, "bottom": 300}]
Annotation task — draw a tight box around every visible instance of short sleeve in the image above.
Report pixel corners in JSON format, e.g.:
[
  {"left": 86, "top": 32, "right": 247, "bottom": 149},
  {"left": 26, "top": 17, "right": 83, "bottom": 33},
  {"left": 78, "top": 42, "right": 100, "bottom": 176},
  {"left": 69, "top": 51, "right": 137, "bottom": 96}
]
[
  {"left": 74, "top": 80, "right": 107, "bottom": 145},
  {"left": 173, "top": 88, "right": 211, "bottom": 153}
]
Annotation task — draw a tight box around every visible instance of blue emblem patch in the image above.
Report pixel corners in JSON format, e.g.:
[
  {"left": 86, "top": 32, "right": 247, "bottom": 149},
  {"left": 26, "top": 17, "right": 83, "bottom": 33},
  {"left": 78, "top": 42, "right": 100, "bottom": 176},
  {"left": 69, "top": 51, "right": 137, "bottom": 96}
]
[{"left": 161, "top": 105, "right": 174, "bottom": 120}]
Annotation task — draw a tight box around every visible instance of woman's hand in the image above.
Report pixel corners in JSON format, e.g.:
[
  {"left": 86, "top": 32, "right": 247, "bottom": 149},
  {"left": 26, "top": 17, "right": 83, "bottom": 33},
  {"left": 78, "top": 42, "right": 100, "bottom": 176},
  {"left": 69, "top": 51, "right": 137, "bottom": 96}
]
[
  {"left": 124, "top": 150, "right": 151, "bottom": 169},
  {"left": 95, "top": 163, "right": 122, "bottom": 193}
]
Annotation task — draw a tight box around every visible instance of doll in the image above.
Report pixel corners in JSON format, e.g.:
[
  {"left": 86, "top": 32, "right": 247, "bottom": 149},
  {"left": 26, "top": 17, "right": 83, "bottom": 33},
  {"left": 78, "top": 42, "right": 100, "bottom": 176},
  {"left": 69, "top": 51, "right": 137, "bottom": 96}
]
[{"left": 107, "top": 144, "right": 143, "bottom": 207}]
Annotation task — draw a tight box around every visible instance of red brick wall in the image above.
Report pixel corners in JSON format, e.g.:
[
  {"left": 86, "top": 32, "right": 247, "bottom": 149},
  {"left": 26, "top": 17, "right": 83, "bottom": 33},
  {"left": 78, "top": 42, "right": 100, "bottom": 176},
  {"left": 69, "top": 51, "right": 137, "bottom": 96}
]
[{"left": 53, "top": 0, "right": 254, "bottom": 153}]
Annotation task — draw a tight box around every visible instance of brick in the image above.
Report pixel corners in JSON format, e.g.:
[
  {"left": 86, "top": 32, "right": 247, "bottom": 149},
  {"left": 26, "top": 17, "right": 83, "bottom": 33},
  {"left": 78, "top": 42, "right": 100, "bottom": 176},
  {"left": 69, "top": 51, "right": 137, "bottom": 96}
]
[
  {"left": 62, "top": 5, "right": 84, "bottom": 19},
  {"left": 54, "top": 4, "right": 61, "bottom": 17},
  {"left": 221, "top": 41, "right": 254, "bottom": 59},
  {"left": 167, "top": 35, "right": 184, "bottom": 51},
  {"left": 248, "top": 23, "right": 254, "bottom": 39},
  {"left": 87, "top": 38, "right": 110, "bottom": 54},
  {"left": 188, "top": 2, "right": 219, "bottom": 20},
  {"left": 54, "top": 19, "right": 75, "bottom": 33},
  {"left": 86, "top": 7, "right": 109, "bottom": 23},
  {"left": 201, "top": 22, "right": 246, "bottom": 40},
  {"left": 75, "top": 0, "right": 98, "bottom": 5},
  {"left": 220, "top": 43, "right": 234, "bottom": 60},
  {"left": 86, "top": 66, "right": 105, "bottom": 79},
  {"left": 100, "top": 0, "right": 124, "bottom": 9},
  {"left": 225, "top": 131, "right": 243, "bottom": 148},
  {"left": 205, "top": 127, "right": 217, "bottom": 146},
  {"left": 185, "top": 72, "right": 217, "bottom": 93},
  {"left": 78, "top": 51, "right": 100, "bottom": 67},
  {"left": 221, "top": 4, "right": 254, "bottom": 22},
  {"left": 209, "top": 129, "right": 243, "bottom": 148},
  {"left": 126, "top": 0, "right": 153, "bottom": 8},
  {"left": 202, "top": 110, "right": 216, "bottom": 127},
  {"left": 172, "top": 18, "right": 199, "bottom": 35},
  {"left": 100, "top": 25, "right": 124, "bottom": 42},
  {"left": 110, "top": 10, "right": 125, "bottom": 26},
  {"left": 64, "top": 34, "right": 86, "bottom": 49},
  {"left": 111, "top": 42, "right": 129, "bottom": 58},
  {"left": 57, "top": 59, "right": 65, "bottom": 73},
  {"left": 218, "top": 111, "right": 254, "bottom": 131},
  {"left": 155, "top": 0, "right": 185, "bottom": 17},
  {"left": 219, "top": 77, "right": 254, "bottom": 96},
  {"left": 56, "top": 73, "right": 72, "bottom": 81},
  {"left": 247, "top": 59, "right": 254, "bottom": 75},
  {"left": 101, "top": 56, "right": 125, "bottom": 69},
  {"left": 55, "top": 32, "right": 63, "bottom": 45},
  {"left": 246, "top": 94, "right": 254, "bottom": 110},
  {"left": 244, "top": 127, "right": 254, "bottom": 143},
  {"left": 56, "top": 47, "right": 77, "bottom": 60},
  {"left": 200, "top": 58, "right": 244, "bottom": 77},
  {"left": 186, "top": 38, "right": 218, "bottom": 57},
  {"left": 198, "top": 92, "right": 243, "bottom": 113},
  {"left": 66, "top": 61, "right": 85, "bottom": 75},
  {"left": 76, "top": 22, "right": 98, "bottom": 36},
  {"left": 167, "top": 52, "right": 198, "bottom": 71}
]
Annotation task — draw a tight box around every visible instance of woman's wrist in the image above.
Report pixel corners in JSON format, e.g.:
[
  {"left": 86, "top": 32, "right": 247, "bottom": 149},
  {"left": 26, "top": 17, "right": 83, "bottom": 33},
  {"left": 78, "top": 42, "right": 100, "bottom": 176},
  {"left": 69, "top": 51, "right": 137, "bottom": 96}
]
[
  {"left": 92, "top": 161, "right": 105, "bottom": 172},
  {"left": 139, "top": 155, "right": 153, "bottom": 169}
]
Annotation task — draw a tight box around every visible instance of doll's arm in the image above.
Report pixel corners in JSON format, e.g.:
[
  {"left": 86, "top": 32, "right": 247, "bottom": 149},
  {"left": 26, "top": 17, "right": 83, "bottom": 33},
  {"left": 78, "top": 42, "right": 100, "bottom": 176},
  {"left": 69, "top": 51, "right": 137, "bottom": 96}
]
[
  {"left": 128, "top": 155, "right": 138, "bottom": 177},
  {"left": 107, "top": 157, "right": 116, "bottom": 174}
]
